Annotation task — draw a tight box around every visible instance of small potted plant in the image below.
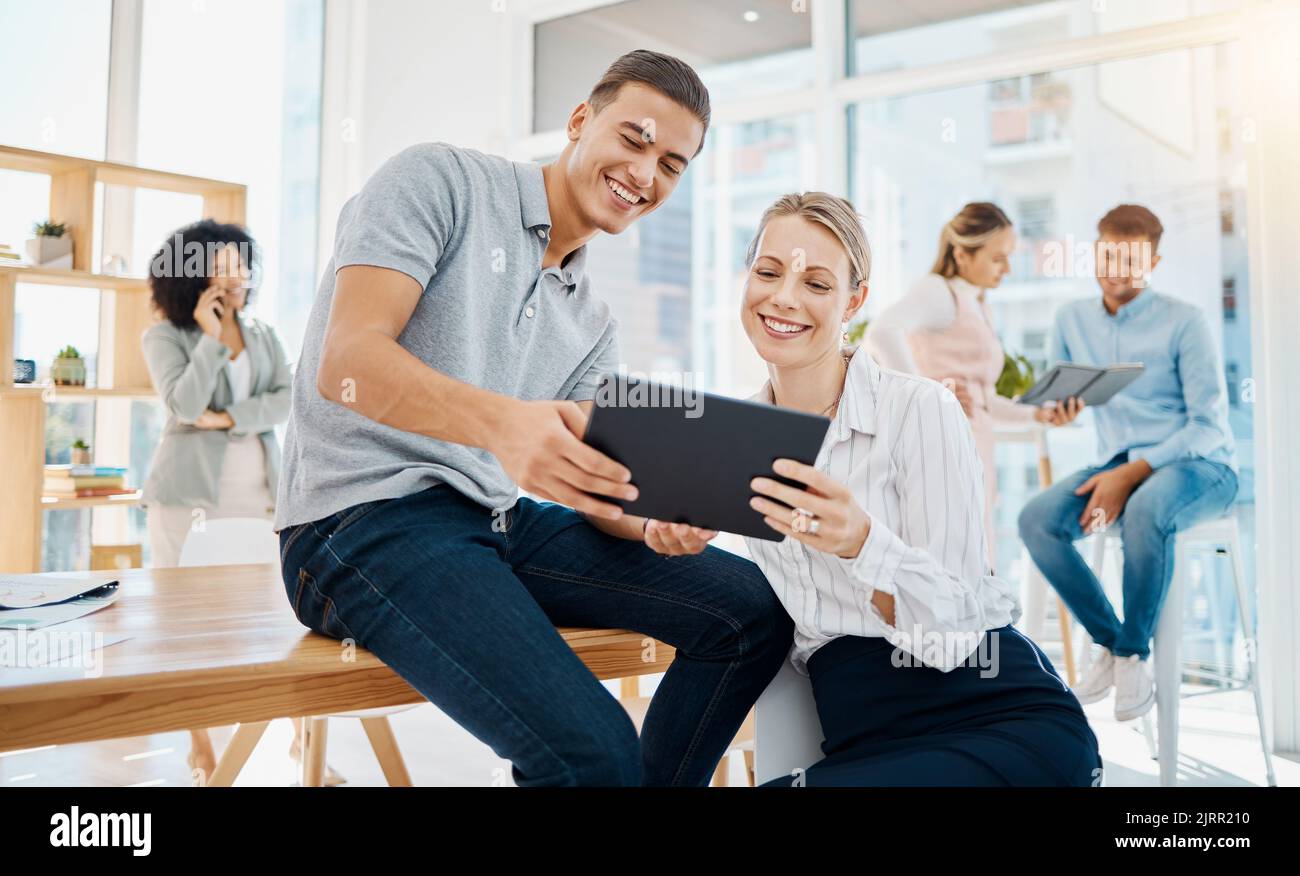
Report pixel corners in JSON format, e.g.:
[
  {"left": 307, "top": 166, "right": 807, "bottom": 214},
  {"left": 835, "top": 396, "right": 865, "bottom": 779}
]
[
  {"left": 50, "top": 345, "right": 87, "bottom": 386},
  {"left": 26, "top": 220, "right": 73, "bottom": 268},
  {"left": 997, "top": 351, "right": 1037, "bottom": 399},
  {"left": 70, "top": 439, "right": 91, "bottom": 465}
]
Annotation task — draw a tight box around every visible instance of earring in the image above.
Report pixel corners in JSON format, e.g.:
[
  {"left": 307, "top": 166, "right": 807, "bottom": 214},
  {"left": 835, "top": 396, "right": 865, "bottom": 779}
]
[{"left": 841, "top": 322, "right": 850, "bottom": 344}]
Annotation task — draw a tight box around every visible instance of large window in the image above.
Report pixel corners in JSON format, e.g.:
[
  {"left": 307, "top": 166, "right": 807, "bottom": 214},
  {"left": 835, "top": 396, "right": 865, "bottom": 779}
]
[
  {"left": 0, "top": 0, "right": 324, "bottom": 570},
  {"left": 0, "top": 0, "right": 112, "bottom": 252},
  {"left": 0, "top": 0, "right": 112, "bottom": 160},
  {"left": 850, "top": 44, "right": 1254, "bottom": 642},
  {"left": 135, "top": 0, "right": 324, "bottom": 359},
  {"left": 119, "top": 0, "right": 324, "bottom": 563},
  {"left": 849, "top": 0, "right": 1242, "bottom": 76},
  {"left": 692, "top": 113, "right": 818, "bottom": 396}
]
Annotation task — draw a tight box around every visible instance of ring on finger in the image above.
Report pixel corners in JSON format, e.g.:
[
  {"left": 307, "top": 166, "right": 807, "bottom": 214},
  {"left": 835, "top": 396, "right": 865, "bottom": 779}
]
[{"left": 791, "top": 506, "right": 816, "bottom": 534}]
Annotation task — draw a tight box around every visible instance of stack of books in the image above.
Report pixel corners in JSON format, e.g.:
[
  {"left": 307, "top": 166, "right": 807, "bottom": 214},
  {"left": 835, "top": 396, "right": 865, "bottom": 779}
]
[
  {"left": 0, "top": 243, "right": 23, "bottom": 263},
  {"left": 43, "top": 465, "right": 136, "bottom": 498}
]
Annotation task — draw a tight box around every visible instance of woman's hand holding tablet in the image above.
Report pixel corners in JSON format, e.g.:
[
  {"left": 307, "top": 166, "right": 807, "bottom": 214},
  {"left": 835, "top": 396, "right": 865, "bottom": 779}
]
[{"left": 749, "top": 458, "right": 871, "bottom": 559}]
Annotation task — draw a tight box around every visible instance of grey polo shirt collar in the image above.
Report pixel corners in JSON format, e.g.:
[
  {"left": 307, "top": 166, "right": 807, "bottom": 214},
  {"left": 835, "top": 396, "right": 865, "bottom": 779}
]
[{"left": 514, "top": 162, "right": 586, "bottom": 292}]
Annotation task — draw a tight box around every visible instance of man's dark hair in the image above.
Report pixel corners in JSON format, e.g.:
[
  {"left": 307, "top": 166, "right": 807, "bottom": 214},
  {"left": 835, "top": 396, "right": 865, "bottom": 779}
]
[
  {"left": 148, "top": 218, "right": 259, "bottom": 330},
  {"left": 588, "top": 49, "right": 711, "bottom": 156},
  {"left": 1098, "top": 204, "right": 1164, "bottom": 252}
]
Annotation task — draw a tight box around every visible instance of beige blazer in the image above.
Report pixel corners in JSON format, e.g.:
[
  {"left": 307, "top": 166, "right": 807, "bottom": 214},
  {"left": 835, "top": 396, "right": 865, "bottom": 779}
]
[{"left": 140, "top": 311, "right": 291, "bottom": 509}]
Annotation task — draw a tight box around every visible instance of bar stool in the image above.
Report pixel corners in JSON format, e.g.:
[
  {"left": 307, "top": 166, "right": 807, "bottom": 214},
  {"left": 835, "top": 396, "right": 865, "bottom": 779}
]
[
  {"left": 1085, "top": 514, "right": 1275, "bottom": 786},
  {"left": 1000, "top": 425, "right": 1079, "bottom": 685}
]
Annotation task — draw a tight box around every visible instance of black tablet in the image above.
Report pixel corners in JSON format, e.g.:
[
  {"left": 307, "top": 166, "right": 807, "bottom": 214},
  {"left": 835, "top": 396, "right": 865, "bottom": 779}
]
[
  {"left": 582, "top": 374, "right": 831, "bottom": 541},
  {"left": 1018, "top": 362, "right": 1145, "bottom": 406}
]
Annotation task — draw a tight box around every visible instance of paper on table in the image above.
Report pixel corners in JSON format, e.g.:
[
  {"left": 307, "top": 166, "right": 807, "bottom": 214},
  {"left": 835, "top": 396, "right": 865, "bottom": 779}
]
[
  {"left": 0, "top": 631, "right": 133, "bottom": 667},
  {"left": 0, "top": 574, "right": 120, "bottom": 609},
  {"left": 0, "top": 583, "right": 121, "bottom": 630}
]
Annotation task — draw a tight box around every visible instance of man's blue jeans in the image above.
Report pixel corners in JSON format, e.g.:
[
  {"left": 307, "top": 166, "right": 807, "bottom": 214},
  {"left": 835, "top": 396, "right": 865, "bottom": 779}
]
[
  {"left": 278, "top": 484, "right": 794, "bottom": 786},
  {"left": 1018, "top": 453, "right": 1238, "bottom": 660}
]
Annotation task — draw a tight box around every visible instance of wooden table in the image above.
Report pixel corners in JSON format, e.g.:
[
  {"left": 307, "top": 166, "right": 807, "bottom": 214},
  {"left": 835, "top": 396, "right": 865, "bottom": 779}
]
[{"left": 0, "top": 564, "right": 676, "bottom": 785}]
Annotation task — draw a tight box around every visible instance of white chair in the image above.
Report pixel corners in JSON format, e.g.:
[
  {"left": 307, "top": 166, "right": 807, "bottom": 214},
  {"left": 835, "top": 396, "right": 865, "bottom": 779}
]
[
  {"left": 1085, "top": 514, "right": 1275, "bottom": 786},
  {"left": 752, "top": 657, "right": 825, "bottom": 786},
  {"left": 179, "top": 517, "right": 417, "bottom": 787},
  {"left": 178, "top": 516, "right": 281, "bottom": 567}
]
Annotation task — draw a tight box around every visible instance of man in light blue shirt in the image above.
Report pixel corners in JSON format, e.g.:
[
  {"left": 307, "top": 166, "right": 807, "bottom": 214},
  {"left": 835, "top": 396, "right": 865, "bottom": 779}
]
[{"left": 1020, "top": 205, "right": 1238, "bottom": 723}]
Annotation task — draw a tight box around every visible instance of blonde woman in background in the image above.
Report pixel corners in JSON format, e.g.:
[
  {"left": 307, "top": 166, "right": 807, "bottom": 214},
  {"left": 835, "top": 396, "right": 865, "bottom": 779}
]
[{"left": 864, "top": 202, "right": 1080, "bottom": 563}]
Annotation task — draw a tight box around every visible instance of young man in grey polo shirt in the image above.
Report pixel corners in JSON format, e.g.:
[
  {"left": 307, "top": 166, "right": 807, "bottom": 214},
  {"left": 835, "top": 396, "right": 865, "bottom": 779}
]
[{"left": 275, "top": 50, "right": 794, "bottom": 786}]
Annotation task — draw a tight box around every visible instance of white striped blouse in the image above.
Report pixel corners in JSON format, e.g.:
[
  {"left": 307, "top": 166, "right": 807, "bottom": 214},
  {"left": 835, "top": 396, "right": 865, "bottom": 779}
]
[{"left": 742, "top": 345, "right": 1022, "bottom": 675}]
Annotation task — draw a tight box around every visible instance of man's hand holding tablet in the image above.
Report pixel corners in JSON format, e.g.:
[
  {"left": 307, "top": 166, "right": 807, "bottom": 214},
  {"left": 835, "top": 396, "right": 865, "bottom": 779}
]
[{"left": 488, "top": 398, "right": 639, "bottom": 521}]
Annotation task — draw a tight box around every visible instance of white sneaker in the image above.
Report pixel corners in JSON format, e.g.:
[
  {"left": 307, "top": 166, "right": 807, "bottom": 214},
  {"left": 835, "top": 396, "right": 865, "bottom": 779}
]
[
  {"left": 1072, "top": 646, "right": 1115, "bottom": 705},
  {"left": 1114, "top": 653, "right": 1156, "bottom": 722}
]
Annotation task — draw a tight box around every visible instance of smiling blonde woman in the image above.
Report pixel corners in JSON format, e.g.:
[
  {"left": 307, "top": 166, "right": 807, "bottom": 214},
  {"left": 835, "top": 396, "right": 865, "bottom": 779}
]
[{"left": 694, "top": 192, "right": 1101, "bottom": 786}]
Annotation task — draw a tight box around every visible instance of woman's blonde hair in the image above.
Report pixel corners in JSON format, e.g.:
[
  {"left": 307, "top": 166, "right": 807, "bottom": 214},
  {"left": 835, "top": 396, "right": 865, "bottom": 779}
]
[
  {"left": 931, "top": 201, "right": 1012, "bottom": 278},
  {"left": 744, "top": 192, "right": 872, "bottom": 289}
]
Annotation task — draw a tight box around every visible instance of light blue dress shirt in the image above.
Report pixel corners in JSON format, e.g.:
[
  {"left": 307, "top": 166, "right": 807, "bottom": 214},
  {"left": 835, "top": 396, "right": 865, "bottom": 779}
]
[{"left": 1050, "top": 290, "right": 1237, "bottom": 472}]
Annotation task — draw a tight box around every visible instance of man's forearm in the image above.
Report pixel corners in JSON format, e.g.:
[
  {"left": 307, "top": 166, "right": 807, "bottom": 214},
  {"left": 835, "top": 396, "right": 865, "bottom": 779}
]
[{"left": 317, "top": 327, "right": 514, "bottom": 450}]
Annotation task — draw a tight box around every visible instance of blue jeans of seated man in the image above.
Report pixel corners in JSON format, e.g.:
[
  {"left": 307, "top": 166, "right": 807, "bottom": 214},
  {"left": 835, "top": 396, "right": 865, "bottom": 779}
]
[
  {"left": 1018, "top": 452, "right": 1238, "bottom": 660},
  {"left": 279, "top": 484, "right": 794, "bottom": 787}
]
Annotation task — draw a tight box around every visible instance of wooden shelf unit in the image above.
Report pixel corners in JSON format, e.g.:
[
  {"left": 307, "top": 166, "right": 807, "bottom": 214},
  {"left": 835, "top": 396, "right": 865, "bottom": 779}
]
[
  {"left": 0, "top": 384, "right": 158, "bottom": 399},
  {"left": 40, "top": 491, "right": 144, "bottom": 510},
  {"left": 0, "top": 144, "right": 246, "bottom": 573}
]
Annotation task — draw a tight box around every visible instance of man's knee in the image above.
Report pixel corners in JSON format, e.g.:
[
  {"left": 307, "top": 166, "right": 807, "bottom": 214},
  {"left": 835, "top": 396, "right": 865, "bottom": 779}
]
[
  {"left": 692, "top": 550, "right": 793, "bottom": 660},
  {"left": 1122, "top": 471, "right": 1187, "bottom": 536},
  {"left": 1119, "top": 488, "right": 1171, "bottom": 544},
  {"left": 1018, "top": 490, "right": 1059, "bottom": 543},
  {"left": 533, "top": 713, "right": 642, "bottom": 787}
]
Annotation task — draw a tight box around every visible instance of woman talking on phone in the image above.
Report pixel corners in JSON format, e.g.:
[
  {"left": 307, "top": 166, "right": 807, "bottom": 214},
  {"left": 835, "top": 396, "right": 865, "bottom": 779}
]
[
  {"left": 140, "top": 219, "right": 330, "bottom": 782},
  {"left": 676, "top": 193, "right": 1100, "bottom": 786}
]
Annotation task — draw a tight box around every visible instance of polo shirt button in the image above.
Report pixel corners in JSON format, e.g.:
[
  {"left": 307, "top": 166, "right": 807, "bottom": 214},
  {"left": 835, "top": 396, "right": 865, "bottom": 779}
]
[
  {"left": 525, "top": 306, "right": 535, "bottom": 318},
  {"left": 536, "top": 228, "right": 547, "bottom": 239}
]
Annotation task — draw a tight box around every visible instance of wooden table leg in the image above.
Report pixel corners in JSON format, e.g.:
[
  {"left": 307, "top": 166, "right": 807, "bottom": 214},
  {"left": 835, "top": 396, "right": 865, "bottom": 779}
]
[
  {"left": 301, "top": 716, "right": 329, "bottom": 787},
  {"left": 205, "top": 720, "right": 270, "bottom": 787},
  {"left": 360, "top": 716, "right": 412, "bottom": 787}
]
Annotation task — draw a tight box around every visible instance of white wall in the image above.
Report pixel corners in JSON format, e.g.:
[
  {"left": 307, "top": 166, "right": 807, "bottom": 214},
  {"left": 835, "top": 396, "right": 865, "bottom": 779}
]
[
  {"left": 356, "top": 0, "right": 511, "bottom": 177},
  {"left": 318, "top": 0, "right": 515, "bottom": 265}
]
